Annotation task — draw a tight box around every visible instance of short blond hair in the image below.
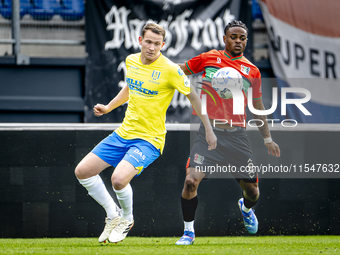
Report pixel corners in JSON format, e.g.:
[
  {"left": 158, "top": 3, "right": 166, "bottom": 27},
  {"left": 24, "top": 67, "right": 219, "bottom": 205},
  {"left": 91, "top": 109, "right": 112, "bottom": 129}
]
[{"left": 141, "top": 23, "right": 166, "bottom": 40}]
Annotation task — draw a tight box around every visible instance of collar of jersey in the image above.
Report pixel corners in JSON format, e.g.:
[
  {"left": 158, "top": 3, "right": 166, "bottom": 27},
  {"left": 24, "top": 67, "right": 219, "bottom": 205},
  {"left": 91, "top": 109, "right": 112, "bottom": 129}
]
[
  {"left": 223, "top": 51, "right": 243, "bottom": 61},
  {"left": 139, "top": 52, "right": 162, "bottom": 65}
]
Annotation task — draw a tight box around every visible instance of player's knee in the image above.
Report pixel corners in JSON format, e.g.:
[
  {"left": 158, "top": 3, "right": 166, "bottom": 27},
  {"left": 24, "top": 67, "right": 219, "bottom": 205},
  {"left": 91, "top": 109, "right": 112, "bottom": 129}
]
[
  {"left": 111, "top": 174, "right": 125, "bottom": 190},
  {"left": 184, "top": 176, "right": 199, "bottom": 192},
  {"left": 245, "top": 186, "right": 259, "bottom": 201},
  {"left": 75, "top": 164, "right": 86, "bottom": 179}
]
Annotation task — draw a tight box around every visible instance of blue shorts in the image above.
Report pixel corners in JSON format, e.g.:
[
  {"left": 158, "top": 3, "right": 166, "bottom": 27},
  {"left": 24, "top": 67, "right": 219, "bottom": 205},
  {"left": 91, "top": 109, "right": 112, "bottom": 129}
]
[{"left": 91, "top": 132, "right": 160, "bottom": 176}]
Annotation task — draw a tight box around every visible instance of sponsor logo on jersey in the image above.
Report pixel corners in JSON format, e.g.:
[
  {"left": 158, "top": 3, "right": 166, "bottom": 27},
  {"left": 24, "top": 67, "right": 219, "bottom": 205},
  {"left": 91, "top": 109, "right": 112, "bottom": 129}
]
[
  {"left": 241, "top": 65, "right": 250, "bottom": 75},
  {"left": 217, "top": 57, "right": 221, "bottom": 63},
  {"left": 194, "top": 153, "right": 204, "bottom": 164},
  {"left": 152, "top": 70, "right": 161, "bottom": 80},
  {"left": 126, "top": 78, "right": 158, "bottom": 95},
  {"left": 133, "top": 148, "right": 146, "bottom": 160}
]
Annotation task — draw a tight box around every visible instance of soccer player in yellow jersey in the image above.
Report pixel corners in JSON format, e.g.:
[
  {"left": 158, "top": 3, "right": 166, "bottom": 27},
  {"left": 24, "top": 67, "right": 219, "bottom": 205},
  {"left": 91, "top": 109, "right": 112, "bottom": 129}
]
[{"left": 74, "top": 23, "right": 217, "bottom": 243}]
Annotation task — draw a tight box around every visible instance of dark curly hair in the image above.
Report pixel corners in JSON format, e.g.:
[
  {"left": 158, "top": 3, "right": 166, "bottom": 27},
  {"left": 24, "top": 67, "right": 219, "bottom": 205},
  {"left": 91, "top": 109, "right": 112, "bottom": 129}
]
[{"left": 224, "top": 20, "right": 248, "bottom": 35}]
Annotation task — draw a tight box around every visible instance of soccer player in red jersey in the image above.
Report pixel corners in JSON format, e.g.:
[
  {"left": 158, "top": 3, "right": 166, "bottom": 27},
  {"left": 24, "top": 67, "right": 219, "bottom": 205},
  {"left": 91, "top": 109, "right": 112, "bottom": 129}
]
[{"left": 175, "top": 20, "right": 281, "bottom": 245}]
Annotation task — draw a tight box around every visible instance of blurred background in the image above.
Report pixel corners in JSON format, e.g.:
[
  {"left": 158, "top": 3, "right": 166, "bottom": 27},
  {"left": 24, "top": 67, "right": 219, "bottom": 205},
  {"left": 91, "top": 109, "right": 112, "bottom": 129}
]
[{"left": 0, "top": 0, "right": 339, "bottom": 238}]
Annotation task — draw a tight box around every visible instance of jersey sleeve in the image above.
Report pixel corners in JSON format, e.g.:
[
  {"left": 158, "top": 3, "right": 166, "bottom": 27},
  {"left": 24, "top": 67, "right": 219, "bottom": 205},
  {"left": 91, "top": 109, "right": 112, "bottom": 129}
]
[
  {"left": 170, "top": 66, "right": 191, "bottom": 95},
  {"left": 252, "top": 68, "right": 262, "bottom": 101},
  {"left": 125, "top": 54, "right": 131, "bottom": 67},
  {"left": 185, "top": 52, "right": 206, "bottom": 74}
]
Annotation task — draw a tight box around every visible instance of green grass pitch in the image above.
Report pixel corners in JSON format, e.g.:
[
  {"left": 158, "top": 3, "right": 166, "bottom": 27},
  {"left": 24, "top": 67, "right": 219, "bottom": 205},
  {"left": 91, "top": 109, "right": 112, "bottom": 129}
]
[{"left": 0, "top": 236, "right": 339, "bottom": 255}]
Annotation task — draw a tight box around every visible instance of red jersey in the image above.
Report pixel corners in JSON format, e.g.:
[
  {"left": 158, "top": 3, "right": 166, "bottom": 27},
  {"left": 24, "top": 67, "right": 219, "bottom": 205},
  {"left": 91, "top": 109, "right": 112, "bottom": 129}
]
[{"left": 185, "top": 50, "right": 262, "bottom": 127}]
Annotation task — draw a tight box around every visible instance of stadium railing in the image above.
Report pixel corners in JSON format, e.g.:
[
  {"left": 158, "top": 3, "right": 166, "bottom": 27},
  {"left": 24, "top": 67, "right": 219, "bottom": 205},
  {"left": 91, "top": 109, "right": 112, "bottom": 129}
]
[{"left": 0, "top": 0, "right": 85, "bottom": 61}]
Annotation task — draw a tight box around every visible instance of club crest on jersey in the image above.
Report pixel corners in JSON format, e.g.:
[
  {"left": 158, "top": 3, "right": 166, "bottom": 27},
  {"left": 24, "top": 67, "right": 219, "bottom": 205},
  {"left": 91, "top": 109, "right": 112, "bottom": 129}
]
[
  {"left": 217, "top": 57, "right": 221, "bottom": 63},
  {"left": 194, "top": 153, "right": 204, "bottom": 164},
  {"left": 152, "top": 70, "right": 161, "bottom": 80},
  {"left": 241, "top": 65, "right": 250, "bottom": 75}
]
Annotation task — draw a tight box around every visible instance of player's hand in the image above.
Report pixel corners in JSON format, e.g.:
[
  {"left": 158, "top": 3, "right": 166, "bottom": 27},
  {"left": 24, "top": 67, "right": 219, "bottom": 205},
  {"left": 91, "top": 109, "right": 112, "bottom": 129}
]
[
  {"left": 206, "top": 130, "right": 217, "bottom": 151},
  {"left": 93, "top": 104, "right": 109, "bottom": 116},
  {"left": 265, "top": 141, "right": 280, "bottom": 157}
]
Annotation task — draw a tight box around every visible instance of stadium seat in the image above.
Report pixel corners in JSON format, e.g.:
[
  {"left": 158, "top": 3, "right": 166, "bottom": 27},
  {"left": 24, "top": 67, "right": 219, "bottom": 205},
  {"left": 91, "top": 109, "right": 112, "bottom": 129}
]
[
  {"left": 29, "top": 0, "right": 59, "bottom": 20},
  {"left": 58, "top": 0, "right": 84, "bottom": 21},
  {"left": 252, "top": 0, "right": 264, "bottom": 21},
  {"left": 0, "top": 0, "right": 31, "bottom": 19}
]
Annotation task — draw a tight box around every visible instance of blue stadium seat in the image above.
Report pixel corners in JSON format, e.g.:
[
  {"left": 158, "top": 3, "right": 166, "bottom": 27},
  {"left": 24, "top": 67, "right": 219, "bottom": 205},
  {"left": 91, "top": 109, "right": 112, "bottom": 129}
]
[
  {"left": 0, "top": 0, "right": 84, "bottom": 21},
  {"left": 58, "top": 0, "right": 84, "bottom": 21},
  {"left": 0, "top": 0, "right": 31, "bottom": 19},
  {"left": 29, "top": 0, "right": 59, "bottom": 20},
  {"left": 252, "top": 0, "right": 264, "bottom": 21}
]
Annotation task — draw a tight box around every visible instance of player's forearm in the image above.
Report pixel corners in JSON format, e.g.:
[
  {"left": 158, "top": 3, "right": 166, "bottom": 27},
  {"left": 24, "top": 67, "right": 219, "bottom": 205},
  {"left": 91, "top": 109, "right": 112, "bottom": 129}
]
[
  {"left": 253, "top": 115, "right": 271, "bottom": 138},
  {"left": 187, "top": 89, "right": 213, "bottom": 132},
  {"left": 178, "top": 63, "right": 191, "bottom": 75},
  {"left": 106, "top": 86, "right": 129, "bottom": 112},
  {"left": 252, "top": 100, "right": 271, "bottom": 138}
]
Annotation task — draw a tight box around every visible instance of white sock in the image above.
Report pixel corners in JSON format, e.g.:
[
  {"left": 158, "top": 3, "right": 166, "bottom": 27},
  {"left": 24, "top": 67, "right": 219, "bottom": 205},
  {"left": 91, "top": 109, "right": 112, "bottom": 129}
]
[
  {"left": 184, "top": 220, "right": 195, "bottom": 233},
  {"left": 242, "top": 203, "right": 251, "bottom": 213},
  {"left": 78, "top": 175, "right": 119, "bottom": 219},
  {"left": 113, "top": 183, "right": 133, "bottom": 221}
]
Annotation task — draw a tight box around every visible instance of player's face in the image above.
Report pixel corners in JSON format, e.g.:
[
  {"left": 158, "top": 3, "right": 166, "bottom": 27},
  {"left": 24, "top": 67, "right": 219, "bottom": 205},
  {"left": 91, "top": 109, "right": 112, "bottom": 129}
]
[
  {"left": 139, "top": 30, "right": 165, "bottom": 64},
  {"left": 223, "top": 27, "right": 248, "bottom": 57}
]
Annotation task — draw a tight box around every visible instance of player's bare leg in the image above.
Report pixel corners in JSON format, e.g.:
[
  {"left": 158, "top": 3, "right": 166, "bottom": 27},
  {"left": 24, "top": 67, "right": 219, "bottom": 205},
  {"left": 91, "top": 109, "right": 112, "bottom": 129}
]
[
  {"left": 238, "top": 180, "right": 259, "bottom": 234},
  {"left": 182, "top": 167, "right": 205, "bottom": 199},
  {"left": 75, "top": 152, "right": 110, "bottom": 179},
  {"left": 75, "top": 153, "right": 121, "bottom": 243},
  {"left": 239, "top": 180, "right": 259, "bottom": 203}
]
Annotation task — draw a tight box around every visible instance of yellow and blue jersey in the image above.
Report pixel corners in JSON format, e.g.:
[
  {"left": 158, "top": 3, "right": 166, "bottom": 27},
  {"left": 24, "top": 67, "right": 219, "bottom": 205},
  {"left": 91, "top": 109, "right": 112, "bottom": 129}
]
[{"left": 115, "top": 53, "right": 191, "bottom": 153}]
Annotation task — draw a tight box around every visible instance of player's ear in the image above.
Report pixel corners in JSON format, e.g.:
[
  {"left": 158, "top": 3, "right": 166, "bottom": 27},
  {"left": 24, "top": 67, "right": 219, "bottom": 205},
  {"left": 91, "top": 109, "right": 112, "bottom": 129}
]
[
  {"left": 223, "top": 35, "right": 227, "bottom": 44},
  {"left": 160, "top": 41, "right": 165, "bottom": 49},
  {"left": 138, "top": 36, "right": 143, "bottom": 45}
]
